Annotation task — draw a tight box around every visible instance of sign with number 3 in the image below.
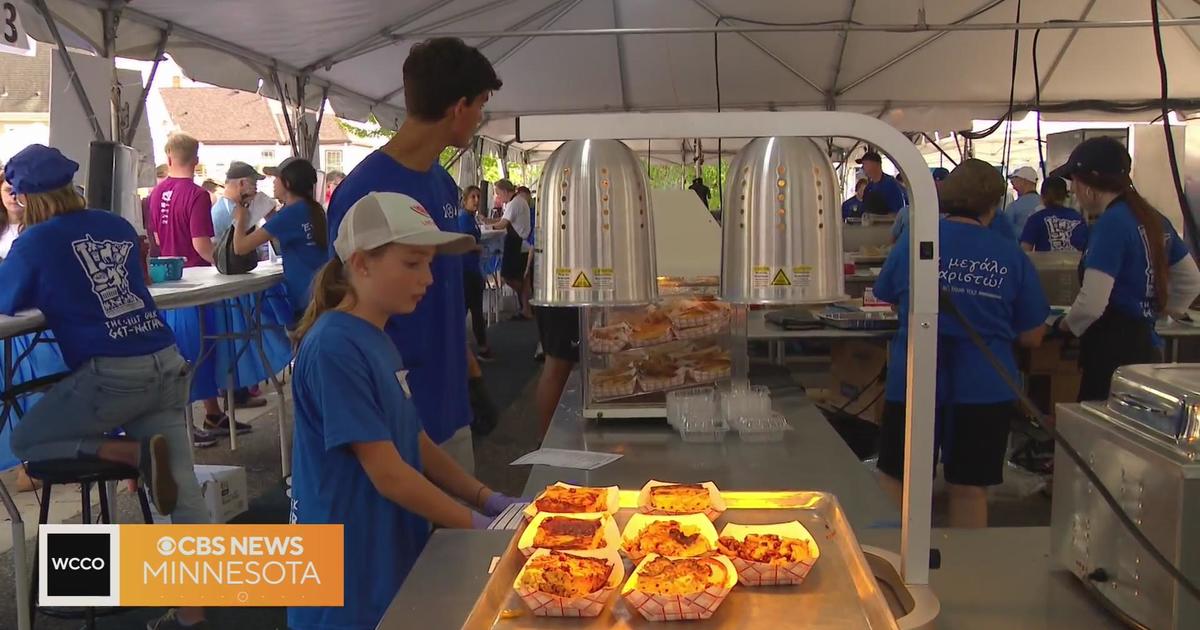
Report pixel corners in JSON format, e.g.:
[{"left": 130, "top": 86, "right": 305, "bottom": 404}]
[{"left": 0, "top": 1, "right": 33, "bottom": 57}]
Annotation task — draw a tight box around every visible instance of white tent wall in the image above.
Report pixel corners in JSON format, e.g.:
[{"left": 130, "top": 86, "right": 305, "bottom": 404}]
[{"left": 16, "top": 0, "right": 1200, "bottom": 137}]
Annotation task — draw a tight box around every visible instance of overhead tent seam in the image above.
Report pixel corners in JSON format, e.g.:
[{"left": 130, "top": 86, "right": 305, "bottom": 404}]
[
  {"left": 1036, "top": 1, "right": 1098, "bottom": 95},
  {"left": 375, "top": 0, "right": 582, "bottom": 105}
]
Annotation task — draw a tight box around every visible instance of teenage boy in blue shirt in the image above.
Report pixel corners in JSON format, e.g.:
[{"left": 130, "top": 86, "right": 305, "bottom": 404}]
[{"left": 325, "top": 38, "right": 502, "bottom": 471}]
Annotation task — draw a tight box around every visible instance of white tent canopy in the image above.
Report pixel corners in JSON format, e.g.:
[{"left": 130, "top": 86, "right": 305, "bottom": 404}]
[{"left": 17, "top": 0, "right": 1200, "bottom": 137}]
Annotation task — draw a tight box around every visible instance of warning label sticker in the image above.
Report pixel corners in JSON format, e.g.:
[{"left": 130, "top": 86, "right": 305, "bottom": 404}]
[
  {"left": 556, "top": 267, "right": 611, "bottom": 291},
  {"left": 791, "top": 265, "right": 812, "bottom": 287},
  {"left": 554, "top": 268, "right": 573, "bottom": 291},
  {"left": 751, "top": 266, "right": 771, "bottom": 288},
  {"left": 770, "top": 269, "right": 791, "bottom": 286},
  {"left": 592, "top": 267, "right": 614, "bottom": 290}
]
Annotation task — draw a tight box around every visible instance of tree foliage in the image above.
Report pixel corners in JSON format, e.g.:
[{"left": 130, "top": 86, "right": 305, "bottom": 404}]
[{"left": 643, "top": 161, "right": 729, "bottom": 211}]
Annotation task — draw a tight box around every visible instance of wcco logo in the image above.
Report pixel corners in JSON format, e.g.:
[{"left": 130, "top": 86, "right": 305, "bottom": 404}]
[{"left": 39, "top": 524, "right": 120, "bottom": 607}]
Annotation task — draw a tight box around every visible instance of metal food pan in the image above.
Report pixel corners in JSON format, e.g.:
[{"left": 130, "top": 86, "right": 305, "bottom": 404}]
[{"left": 461, "top": 491, "right": 899, "bottom": 629}]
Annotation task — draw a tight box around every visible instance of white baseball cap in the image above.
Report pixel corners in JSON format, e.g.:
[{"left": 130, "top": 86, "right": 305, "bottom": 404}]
[
  {"left": 1008, "top": 166, "right": 1038, "bottom": 183},
  {"left": 333, "top": 192, "right": 474, "bottom": 262}
]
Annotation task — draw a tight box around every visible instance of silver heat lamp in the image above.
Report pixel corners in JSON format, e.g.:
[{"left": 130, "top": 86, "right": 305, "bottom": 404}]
[
  {"left": 531, "top": 139, "right": 658, "bottom": 307},
  {"left": 720, "top": 136, "right": 846, "bottom": 304}
]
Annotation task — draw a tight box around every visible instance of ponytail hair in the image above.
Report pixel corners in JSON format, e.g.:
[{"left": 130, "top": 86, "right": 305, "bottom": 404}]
[
  {"left": 291, "top": 244, "right": 394, "bottom": 344},
  {"left": 292, "top": 257, "right": 351, "bottom": 344},
  {"left": 1123, "top": 188, "right": 1170, "bottom": 313},
  {"left": 1040, "top": 176, "right": 1069, "bottom": 208},
  {"left": 1077, "top": 171, "right": 1170, "bottom": 313},
  {"left": 300, "top": 193, "right": 328, "bottom": 250}
]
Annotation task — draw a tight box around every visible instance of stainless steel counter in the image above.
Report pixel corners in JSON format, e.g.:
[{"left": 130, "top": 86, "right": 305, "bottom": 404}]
[
  {"left": 380, "top": 374, "right": 1127, "bottom": 629},
  {"left": 521, "top": 374, "right": 899, "bottom": 530},
  {"left": 380, "top": 527, "right": 1125, "bottom": 630}
]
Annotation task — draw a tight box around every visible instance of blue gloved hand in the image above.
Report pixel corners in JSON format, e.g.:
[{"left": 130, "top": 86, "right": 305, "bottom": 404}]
[
  {"left": 483, "top": 492, "right": 524, "bottom": 517},
  {"left": 471, "top": 511, "right": 494, "bottom": 529}
]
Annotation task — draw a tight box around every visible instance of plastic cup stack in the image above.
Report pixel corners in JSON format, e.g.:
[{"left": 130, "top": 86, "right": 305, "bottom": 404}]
[
  {"left": 667, "top": 386, "right": 717, "bottom": 429},
  {"left": 721, "top": 384, "right": 772, "bottom": 423}
]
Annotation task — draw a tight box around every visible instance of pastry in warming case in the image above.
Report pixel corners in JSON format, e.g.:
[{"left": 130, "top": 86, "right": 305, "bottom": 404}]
[{"left": 581, "top": 277, "right": 734, "bottom": 418}]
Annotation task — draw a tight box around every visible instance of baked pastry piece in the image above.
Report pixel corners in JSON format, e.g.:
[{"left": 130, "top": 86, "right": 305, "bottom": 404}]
[
  {"left": 534, "top": 486, "right": 608, "bottom": 514},
  {"left": 635, "top": 557, "right": 727, "bottom": 596},
  {"left": 716, "top": 533, "right": 817, "bottom": 565},
  {"left": 629, "top": 312, "right": 673, "bottom": 347},
  {"left": 532, "top": 516, "right": 606, "bottom": 551},
  {"left": 623, "top": 520, "right": 712, "bottom": 558},
  {"left": 647, "top": 484, "right": 711, "bottom": 514},
  {"left": 518, "top": 551, "right": 614, "bottom": 598}
]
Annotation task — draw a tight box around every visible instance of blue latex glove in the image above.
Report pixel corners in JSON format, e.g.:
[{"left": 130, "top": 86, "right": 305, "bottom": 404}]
[
  {"left": 471, "top": 511, "right": 494, "bottom": 529},
  {"left": 483, "top": 492, "right": 523, "bottom": 517}
]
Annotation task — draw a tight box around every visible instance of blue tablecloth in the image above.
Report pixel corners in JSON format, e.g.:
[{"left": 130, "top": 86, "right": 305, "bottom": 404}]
[{"left": 1, "top": 285, "right": 293, "bottom": 470}]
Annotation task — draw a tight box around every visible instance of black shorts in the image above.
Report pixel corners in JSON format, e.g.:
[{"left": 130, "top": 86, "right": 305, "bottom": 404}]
[
  {"left": 501, "top": 250, "right": 528, "bottom": 281},
  {"left": 877, "top": 400, "right": 1014, "bottom": 487},
  {"left": 534, "top": 306, "right": 580, "bottom": 362}
]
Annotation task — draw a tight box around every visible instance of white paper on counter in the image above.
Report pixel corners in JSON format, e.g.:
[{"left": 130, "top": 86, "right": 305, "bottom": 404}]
[{"left": 509, "top": 448, "right": 623, "bottom": 470}]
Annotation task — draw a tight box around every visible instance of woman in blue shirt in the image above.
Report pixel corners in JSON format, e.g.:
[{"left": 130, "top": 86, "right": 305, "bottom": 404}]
[
  {"left": 457, "top": 185, "right": 491, "bottom": 359},
  {"left": 874, "top": 159, "right": 1049, "bottom": 528},
  {"left": 231, "top": 157, "right": 328, "bottom": 321},
  {"left": 1019, "top": 176, "right": 1088, "bottom": 252},
  {"left": 288, "top": 191, "right": 519, "bottom": 630},
  {"left": 1050, "top": 137, "right": 1200, "bottom": 400},
  {"left": 0, "top": 146, "right": 211, "bottom": 627}
]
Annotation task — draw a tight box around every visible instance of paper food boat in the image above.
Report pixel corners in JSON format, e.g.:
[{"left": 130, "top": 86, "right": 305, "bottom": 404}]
[
  {"left": 637, "top": 480, "right": 727, "bottom": 521},
  {"left": 513, "top": 548, "right": 624, "bottom": 617},
  {"left": 637, "top": 367, "right": 687, "bottom": 392},
  {"left": 620, "top": 513, "right": 719, "bottom": 563},
  {"left": 588, "top": 322, "right": 631, "bottom": 354},
  {"left": 621, "top": 553, "right": 738, "bottom": 622},
  {"left": 518, "top": 512, "right": 621, "bottom": 558},
  {"left": 522, "top": 483, "right": 621, "bottom": 521},
  {"left": 716, "top": 521, "right": 821, "bottom": 586}
]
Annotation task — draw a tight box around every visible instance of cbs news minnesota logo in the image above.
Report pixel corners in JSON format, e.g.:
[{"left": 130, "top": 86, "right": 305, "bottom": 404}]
[{"left": 39, "top": 524, "right": 343, "bottom": 607}]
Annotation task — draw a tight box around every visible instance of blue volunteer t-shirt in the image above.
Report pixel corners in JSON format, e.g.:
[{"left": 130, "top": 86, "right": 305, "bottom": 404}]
[
  {"left": 326, "top": 151, "right": 469, "bottom": 444},
  {"left": 865, "top": 174, "right": 905, "bottom": 214},
  {"left": 1020, "top": 206, "right": 1088, "bottom": 252},
  {"left": 875, "top": 219, "right": 1049, "bottom": 404},
  {"left": 842, "top": 197, "right": 864, "bottom": 220},
  {"left": 1083, "top": 199, "right": 1190, "bottom": 322},
  {"left": 0, "top": 210, "right": 174, "bottom": 370},
  {"left": 288, "top": 311, "right": 430, "bottom": 630},
  {"left": 264, "top": 200, "right": 327, "bottom": 315},
  {"left": 456, "top": 208, "right": 482, "bottom": 274}
]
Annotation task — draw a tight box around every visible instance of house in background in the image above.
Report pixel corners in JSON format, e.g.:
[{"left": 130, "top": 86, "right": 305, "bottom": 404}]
[{"left": 154, "top": 86, "right": 378, "bottom": 180}]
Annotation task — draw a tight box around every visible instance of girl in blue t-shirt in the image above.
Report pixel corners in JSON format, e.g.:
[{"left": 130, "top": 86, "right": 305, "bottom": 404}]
[
  {"left": 287, "top": 191, "right": 520, "bottom": 630},
  {"left": 1019, "top": 176, "right": 1088, "bottom": 253},
  {"left": 874, "top": 159, "right": 1049, "bottom": 528},
  {"left": 231, "top": 157, "right": 328, "bottom": 321},
  {"left": 1050, "top": 137, "right": 1200, "bottom": 400},
  {"left": 0, "top": 145, "right": 212, "bottom": 628}
]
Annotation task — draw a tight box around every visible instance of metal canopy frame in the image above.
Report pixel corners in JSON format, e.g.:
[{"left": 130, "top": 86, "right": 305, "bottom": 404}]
[
  {"left": 517, "top": 111, "right": 941, "bottom": 591},
  {"left": 42, "top": 0, "right": 1200, "bottom": 135}
]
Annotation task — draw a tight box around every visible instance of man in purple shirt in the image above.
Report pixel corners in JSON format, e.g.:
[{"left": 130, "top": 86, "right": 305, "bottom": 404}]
[{"left": 149, "top": 134, "right": 215, "bottom": 268}]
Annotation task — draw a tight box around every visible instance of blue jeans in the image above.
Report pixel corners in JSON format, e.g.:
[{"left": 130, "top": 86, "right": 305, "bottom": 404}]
[{"left": 10, "top": 347, "right": 210, "bottom": 524}]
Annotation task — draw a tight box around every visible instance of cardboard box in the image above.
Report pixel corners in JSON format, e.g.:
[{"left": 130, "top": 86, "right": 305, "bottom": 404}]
[
  {"left": 828, "top": 340, "right": 888, "bottom": 424},
  {"left": 153, "top": 465, "right": 248, "bottom": 524}
]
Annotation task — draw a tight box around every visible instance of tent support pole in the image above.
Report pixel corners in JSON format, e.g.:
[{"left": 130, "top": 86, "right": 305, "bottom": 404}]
[
  {"left": 33, "top": 0, "right": 106, "bottom": 141},
  {"left": 691, "top": 0, "right": 824, "bottom": 95},
  {"left": 921, "top": 132, "right": 959, "bottom": 167},
  {"left": 313, "top": 0, "right": 522, "bottom": 71},
  {"left": 124, "top": 27, "right": 170, "bottom": 146},
  {"left": 308, "top": 88, "right": 329, "bottom": 164},
  {"left": 827, "top": 0, "right": 858, "bottom": 109},
  {"left": 838, "top": 0, "right": 1007, "bottom": 97},
  {"left": 611, "top": 0, "right": 631, "bottom": 111},
  {"left": 271, "top": 70, "right": 300, "bottom": 157},
  {"left": 1038, "top": 0, "right": 1097, "bottom": 93},
  {"left": 303, "top": 0, "right": 459, "bottom": 71},
  {"left": 375, "top": 0, "right": 578, "bottom": 104}
]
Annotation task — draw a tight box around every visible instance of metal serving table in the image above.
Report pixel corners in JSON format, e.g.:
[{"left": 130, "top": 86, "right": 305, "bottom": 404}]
[
  {"left": 521, "top": 374, "right": 899, "bottom": 530},
  {"left": 381, "top": 527, "right": 1125, "bottom": 630}
]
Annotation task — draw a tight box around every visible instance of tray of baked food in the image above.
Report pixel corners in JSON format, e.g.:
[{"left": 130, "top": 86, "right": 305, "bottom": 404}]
[{"left": 461, "top": 482, "right": 898, "bottom": 629}]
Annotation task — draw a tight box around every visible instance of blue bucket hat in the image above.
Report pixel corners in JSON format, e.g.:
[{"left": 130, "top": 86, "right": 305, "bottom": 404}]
[{"left": 4, "top": 144, "right": 79, "bottom": 195}]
